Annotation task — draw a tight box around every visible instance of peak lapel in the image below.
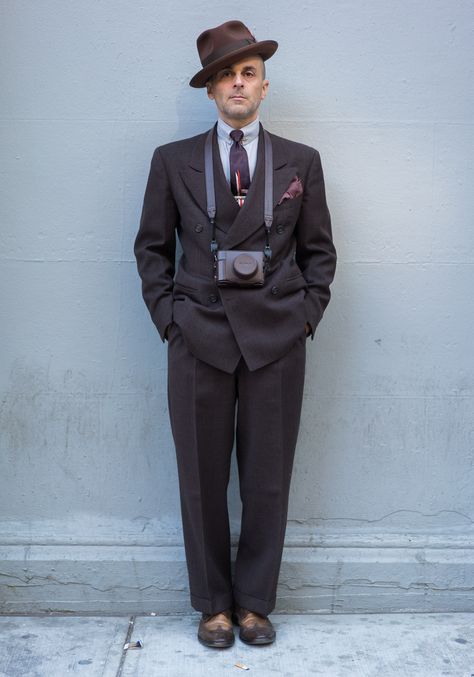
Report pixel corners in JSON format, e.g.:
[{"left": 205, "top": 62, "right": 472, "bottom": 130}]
[
  {"left": 178, "top": 131, "right": 208, "bottom": 216},
  {"left": 222, "top": 125, "right": 266, "bottom": 250},
  {"left": 213, "top": 132, "right": 240, "bottom": 233},
  {"left": 179, "top": 126, "right": 239, "bottom": 234},
  {"left": 222, "top": 128, "right": 298, "bottom": 250},
  {"left": 272, "top": 134, "right": 297, "bottom": 211}
]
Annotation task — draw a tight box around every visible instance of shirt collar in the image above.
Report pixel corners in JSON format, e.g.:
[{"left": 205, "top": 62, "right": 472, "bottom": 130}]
[{"left": 217, "top": 116, "right": 260, "bottom": 146}]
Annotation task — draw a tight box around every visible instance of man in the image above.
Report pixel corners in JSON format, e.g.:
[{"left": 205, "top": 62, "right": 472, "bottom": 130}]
[{"left": 134, "top": 20, "right": 336, "bottom": 648}]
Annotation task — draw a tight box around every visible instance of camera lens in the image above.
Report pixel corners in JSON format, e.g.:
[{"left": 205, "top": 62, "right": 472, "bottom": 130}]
[{"left": 233, "top": 253, "right": 258, "bottom": 279}]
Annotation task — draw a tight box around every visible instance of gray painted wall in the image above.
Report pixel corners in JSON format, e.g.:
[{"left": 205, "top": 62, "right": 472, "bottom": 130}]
[{"left": 1, "top": 0, "right": 473, "bottom": 613}]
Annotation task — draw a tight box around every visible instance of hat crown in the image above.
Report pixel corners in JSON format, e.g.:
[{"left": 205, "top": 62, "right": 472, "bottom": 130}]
[{"left": 197, "top": 20, "right": 256, "bottom": 68}]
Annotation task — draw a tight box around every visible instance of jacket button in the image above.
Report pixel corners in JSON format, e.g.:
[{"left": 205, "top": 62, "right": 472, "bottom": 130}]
[
  {"left": 276, "top": 225, "right": 285, "bottom": 234},
  {"left": 194, "top": 224, "right": 204, "bottom": 233},
  {"left": 208, "top": 293, "right": 218, "bottom": 303},
  {"left": 271, "top": 286, "right": 280, "bottom": 295}
]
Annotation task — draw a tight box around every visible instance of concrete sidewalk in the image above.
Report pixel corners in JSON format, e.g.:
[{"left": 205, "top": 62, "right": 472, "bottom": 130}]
[{"left": 0, "top": 612, "right": 472, "bottom": 677}]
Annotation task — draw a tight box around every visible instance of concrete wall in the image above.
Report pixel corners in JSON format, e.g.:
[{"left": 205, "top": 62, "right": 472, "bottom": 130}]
[{"left": 1, "top": 0, "right": 473, "bottom": 613}]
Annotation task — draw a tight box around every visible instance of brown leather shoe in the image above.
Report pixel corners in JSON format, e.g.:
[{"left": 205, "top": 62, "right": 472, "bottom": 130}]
[
  {"left": 232, "top": 604, "right": 276, "bottom": 645},
  {"left": 197, "top": 609, "right": 234, "bottom": 648}
]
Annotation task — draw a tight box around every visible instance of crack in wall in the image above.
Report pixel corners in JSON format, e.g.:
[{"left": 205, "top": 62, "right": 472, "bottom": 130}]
[
  {"left": 279, "top": 578, "right": 474, "bottom": 592},
  {"left": 0, "top": 571, "right": 187, "bottom": 593},
  {"left": 287, "top": 509, "right": 474, "bottom": 526}
]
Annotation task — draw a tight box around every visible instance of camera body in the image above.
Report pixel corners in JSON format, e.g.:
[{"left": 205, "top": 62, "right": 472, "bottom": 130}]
[{"left": 216, "top": 250, "right": 264, "bottom": 287}]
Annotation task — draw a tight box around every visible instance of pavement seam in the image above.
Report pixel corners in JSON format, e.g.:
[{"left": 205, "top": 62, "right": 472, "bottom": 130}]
[{"left": 115, "top": 615, "right": 136, "bottom": 677}]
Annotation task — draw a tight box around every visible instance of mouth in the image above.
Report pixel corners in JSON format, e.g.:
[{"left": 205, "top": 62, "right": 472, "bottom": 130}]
[{"left": 230, "top": 96, "right": 246, "bottom": 101}]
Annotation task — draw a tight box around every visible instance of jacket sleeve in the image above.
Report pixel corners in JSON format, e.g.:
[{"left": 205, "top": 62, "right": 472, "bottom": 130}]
[
  {"left": 134, "top": 147, "right": 178, "bottom": 341},
  {"left": 295, "top": 149, "right": 337, "bottom": 338}
]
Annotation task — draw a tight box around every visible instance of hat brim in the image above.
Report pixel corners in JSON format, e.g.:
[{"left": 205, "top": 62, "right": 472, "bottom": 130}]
[{"left": 189, "top": 40, "right": 278, "bottom": 88}]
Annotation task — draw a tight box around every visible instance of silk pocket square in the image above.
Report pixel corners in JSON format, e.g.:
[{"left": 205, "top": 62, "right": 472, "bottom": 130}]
[{"left": 277, "top": 175, "right": 303, "bottom": 205}]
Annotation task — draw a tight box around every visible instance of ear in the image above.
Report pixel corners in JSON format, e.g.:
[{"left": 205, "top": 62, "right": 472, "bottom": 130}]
[
  {"left": 260, "top": 79, "right": 269, "bottom": 102},
  {"left": 206, "top": 82, "right": 214, "bottom": 100}
]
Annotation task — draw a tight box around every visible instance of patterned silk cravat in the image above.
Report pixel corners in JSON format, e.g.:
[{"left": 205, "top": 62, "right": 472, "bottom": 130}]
[{"left": 229, "top": 129, "right": 251, "bottom": 206}]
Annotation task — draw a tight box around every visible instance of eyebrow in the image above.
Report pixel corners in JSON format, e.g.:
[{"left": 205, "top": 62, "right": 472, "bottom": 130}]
[{"left": 219, "top": 64, "right": 257, "bottom": 74}]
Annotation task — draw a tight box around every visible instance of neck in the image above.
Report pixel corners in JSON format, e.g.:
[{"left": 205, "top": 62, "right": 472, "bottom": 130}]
[{"left": 219, "top": 113, "right": 258, "bottom": 129}]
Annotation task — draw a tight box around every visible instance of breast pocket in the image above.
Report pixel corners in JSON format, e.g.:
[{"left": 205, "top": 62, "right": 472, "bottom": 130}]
[{"left": 276, "top": 193, "right": 303, "bottom": 213}]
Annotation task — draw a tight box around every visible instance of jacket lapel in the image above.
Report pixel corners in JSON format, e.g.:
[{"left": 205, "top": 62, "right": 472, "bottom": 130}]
[
  {"left": 179, "top": 126, "right": 239, "bottom": 234},
  {"left": 221, "top": 125, "right": 265, "bottom": 249},
  {"left": 213, "top": 132, "right": 240, "bottom": 233},
  {"left": 272, "top": 134, "right": 298, "bottom": 211},
  {"left": 178, "top": 132, "right": 208, "bottom": 215},
  {"left": 223, "top": 128, "right": 298, "bottom": 250}
]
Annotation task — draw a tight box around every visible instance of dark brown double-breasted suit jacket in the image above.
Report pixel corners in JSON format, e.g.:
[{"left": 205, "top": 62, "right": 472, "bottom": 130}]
[{"left": 134, "top": 123, "right": 337, "bottom": 372}]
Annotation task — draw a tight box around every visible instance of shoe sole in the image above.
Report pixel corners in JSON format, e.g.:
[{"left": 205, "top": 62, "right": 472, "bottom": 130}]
[
  {"left": 197, "top": 635, "right": 235, "bottom": 649},
  {"left": 239, "top": 633, "right": 275, "bottom": 645}
]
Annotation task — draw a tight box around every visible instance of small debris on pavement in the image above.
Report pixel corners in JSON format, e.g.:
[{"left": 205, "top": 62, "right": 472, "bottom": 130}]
[
  {"left": 123, "top": 640, "right": 144, "bottom": 650},
  {"left": 235, "top": 662, "right": 249, "bottom": 670}
]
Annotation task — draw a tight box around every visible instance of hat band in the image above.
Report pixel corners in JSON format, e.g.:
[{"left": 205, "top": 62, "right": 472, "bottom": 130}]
[{"left": 201, "top": 38, "right": 256, "bottom": 67}]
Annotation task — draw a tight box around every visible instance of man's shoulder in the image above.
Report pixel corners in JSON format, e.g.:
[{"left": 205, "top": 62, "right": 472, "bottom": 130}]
[
  {"left": 160, "top": 130, "right": 207, "bottom": 152},
  {"left": 267, "top": 130, "right": 320, "bottom": 162},
  {"left": 152, "top": 130, "right": 208, "bottom": 162}
]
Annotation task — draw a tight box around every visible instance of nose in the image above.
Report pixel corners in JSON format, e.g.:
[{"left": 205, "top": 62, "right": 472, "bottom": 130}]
[{"left": 233, "top": 73, "right": 244, "bottom": 87}]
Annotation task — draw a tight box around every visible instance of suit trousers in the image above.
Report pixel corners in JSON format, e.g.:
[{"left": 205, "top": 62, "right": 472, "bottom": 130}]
[{"left": 167, "top": 322, "right": 306, "bottom": 616}]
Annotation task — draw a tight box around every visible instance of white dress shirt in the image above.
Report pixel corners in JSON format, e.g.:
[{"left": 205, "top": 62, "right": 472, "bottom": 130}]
[{"left": 216, "top": 116, "right": 260, "bottom": 185}]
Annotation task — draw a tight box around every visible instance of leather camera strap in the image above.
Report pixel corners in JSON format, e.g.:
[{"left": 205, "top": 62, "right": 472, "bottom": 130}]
[{"left": 205, "top": 123, "right": 274, "bottom": 269}]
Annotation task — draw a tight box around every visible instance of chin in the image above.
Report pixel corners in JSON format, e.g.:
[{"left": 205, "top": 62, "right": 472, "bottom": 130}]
[{"left": 227, "top": 106, "right": 252, "bottom": 119}]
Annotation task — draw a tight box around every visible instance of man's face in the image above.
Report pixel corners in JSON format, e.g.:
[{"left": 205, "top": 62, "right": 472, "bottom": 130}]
[{"left": 206, "top": 56, "right": 269, "bottom": 128}]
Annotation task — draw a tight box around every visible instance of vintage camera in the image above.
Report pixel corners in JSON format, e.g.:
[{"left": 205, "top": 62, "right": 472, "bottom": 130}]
[{"left": 216, "top": 250, "right": 264, "bottom": 287}]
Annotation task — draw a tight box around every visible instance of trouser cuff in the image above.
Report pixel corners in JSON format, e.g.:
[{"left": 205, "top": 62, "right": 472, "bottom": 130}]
[
  {"left": 233, "top": 588, "right": 276, "bottom": 616},
  {"left": 190, "top": 591, "right": 234, "bottom": 615}
]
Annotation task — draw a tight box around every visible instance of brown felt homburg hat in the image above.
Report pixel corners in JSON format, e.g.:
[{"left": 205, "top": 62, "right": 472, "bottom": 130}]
[{"left": 189, "top": 20, "right": 278, "bottom": 88}]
